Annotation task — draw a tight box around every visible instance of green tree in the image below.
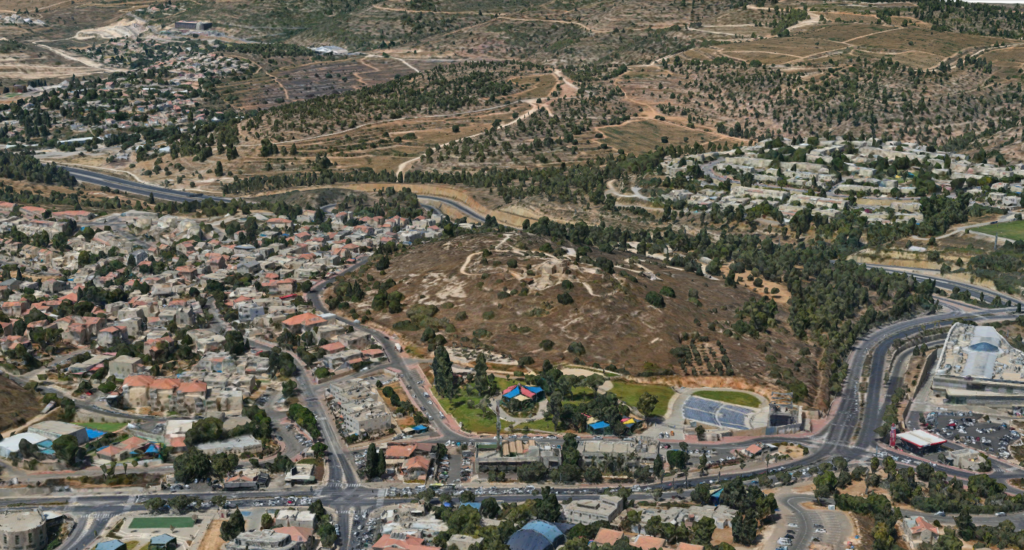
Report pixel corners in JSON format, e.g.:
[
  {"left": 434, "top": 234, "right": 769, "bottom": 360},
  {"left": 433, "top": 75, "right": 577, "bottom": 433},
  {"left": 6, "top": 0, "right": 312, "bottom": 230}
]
[
  {"left": 144, "top": 497, "right": 166, "bottom": 514},
  {"left": 261, "top": 512, "right": 275, "bottom": 529},
  {"left": 731, "top": 508, "right": 759, "bottom": 546},
  {"left": 692, "top": 517, "right": 716, "bottom": 545},
  {"left": 211, "top": 452, "right": 240, "bottom": 480},
  {"left": 692, "top": 483, "right": 712, "bottom": 505},
  {"left": 282, "top": 379, "right": 298, "bottom": 397},
  {"left": 637, "top": 392, "right": 659, "bottom": 418},
  {"left": 365, "top": 443, "right": 385, "bottom": 479},
  {"left": 169, "top": 495, "right": 197, "bottom": 514},
  {"left": 432, "top": 346, "right": 458, "bottom": 398},
  {"left": 480, "top": 497, "right": 500, "bottom": 519},
  {"left": 220, "top": 509, "right": 245, "bottom": 541},
  {"left": 174, "top": 447, "right": 213, "bottom": 482},
  {"left": 52, "top": 434, "right": 81, "bottom": 467},
  {"left": 532, "top": 487, "right": 562, "bottom": 522},
  {"left": 955, "top": 509, "right": 975, "bottom": 541}
]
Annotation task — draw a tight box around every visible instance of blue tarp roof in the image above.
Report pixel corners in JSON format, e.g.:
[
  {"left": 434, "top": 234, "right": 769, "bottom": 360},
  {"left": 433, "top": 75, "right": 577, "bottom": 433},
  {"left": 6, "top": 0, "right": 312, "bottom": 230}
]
[
  {"left": 37, "top": 440, "right": 53, "bottom": 449},
  {"left": 461, "top": 502, "right": 482, "bottom": 509},
  {"left": 525, "top": 386, "right": 543, "bottom": 394},
  {"left": 86, "top": 429, "right": 106, "bottom": 440},
  {"left": 146, "top": 444, "right": 159, "bottom": 454},
  {"left": 589, "top": 421, "right": 610, "bottom": 430},
  {"left": 412, "top": 425, "right": 428, "bottom": 432}
]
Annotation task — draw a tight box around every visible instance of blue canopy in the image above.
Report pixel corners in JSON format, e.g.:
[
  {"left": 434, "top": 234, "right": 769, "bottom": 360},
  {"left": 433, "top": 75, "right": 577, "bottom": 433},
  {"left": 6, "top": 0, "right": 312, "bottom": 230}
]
[
  {"left": 589, "top": 421, "right": 610, "bottom": 430},
  {"left": 85, "top": 429, "right": 106, "bottom": 440},
  {"left": 412, "top": 425, "right": 428, "bottom": 432},
  {"left": 145, "top": 444, "right": 159, "bottom": 454}
]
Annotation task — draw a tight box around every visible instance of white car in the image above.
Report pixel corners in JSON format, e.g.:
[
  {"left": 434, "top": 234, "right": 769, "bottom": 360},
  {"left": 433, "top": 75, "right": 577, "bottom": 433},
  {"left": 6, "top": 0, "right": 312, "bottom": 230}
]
[
  {"left": 815, "top": 528, "right": 827, "bottom": 534},
  {"left": 787, "top": 523, "right": 798, "bottom": 528}
]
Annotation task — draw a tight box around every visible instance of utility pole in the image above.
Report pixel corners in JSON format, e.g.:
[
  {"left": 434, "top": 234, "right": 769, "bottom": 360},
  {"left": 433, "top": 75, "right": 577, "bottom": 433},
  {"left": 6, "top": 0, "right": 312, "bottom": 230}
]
[{"left": 496, "top": 401, "right": 503, "bottom": 456}]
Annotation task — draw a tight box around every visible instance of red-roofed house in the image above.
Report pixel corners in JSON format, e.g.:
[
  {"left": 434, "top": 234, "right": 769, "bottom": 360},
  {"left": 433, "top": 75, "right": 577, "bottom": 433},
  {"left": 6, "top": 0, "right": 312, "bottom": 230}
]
[
  {"left": 592, "top": 529, "right": 625, "bottom": 546},
  {"left": 282, "top": 312, "right": 327, "bottom": 332},
  {"left": 320, "top": 342, "right": 347, "bottom": 353},
  {"left": 96, "top": 436, "right": 150, "bottom": 461},
  {"left": 402, "top": 456, "right": 432, "bottom": 480},
  {"left": 122, "top": 375, "right": 205, "bottom": 414},
  {"left": 630, "top": 535, "right": 666, "bottom": 550},
  {"left": 20, "top": 206, "right": 47, "bottom": 219},
  {"left": 1, "top": 300, "right": 29, "bottom": 318},
  {"left": 273, "top": 527, "right": 314, "bottom": 549},
  {"left": 904, "top": 516, "right": 941, "bottom": 546},
  {"left": 373, "top": 535, "right": 439, "bottom": 550},
  {"left": 51, "top": 210, "right": 94, "bottom": 222}
]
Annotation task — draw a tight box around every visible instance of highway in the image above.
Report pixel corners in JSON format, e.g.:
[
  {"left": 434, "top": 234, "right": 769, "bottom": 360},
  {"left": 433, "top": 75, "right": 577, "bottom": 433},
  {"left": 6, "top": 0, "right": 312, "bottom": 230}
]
[
  {"left": 63, "top": 166, "right": 229, "bottom": 203},
  {"left": 25, "top": 166, "right": 1024, "bottom": 550}
]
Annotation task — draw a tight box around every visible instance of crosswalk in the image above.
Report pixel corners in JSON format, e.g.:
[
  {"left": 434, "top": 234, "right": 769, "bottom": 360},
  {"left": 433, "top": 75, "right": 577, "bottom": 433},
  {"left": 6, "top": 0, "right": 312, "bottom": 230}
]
[{"left": 376, "top": 488, "right": 385, "bottom": 508}]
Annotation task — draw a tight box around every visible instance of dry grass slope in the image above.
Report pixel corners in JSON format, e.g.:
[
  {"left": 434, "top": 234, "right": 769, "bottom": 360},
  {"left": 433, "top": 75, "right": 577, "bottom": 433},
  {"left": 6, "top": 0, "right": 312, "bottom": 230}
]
[{"left": 340, "top": 233, "right": 824, "bottom": 402}]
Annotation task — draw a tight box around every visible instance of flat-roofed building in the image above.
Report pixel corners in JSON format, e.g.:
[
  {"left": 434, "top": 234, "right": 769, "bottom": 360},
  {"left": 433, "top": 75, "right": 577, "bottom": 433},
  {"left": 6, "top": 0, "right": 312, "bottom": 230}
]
[
  {"left": 27, "top": 421, "right": 87, "bottom": 445},
  {"left": 561, "top": 494, "right": 623, "bottom": 524}
]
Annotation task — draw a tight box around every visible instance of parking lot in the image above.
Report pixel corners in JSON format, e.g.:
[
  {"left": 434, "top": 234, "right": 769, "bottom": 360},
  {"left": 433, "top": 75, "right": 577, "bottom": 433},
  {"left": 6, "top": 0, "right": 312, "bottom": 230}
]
[{"left": 922, "top": 412, "right": 1020, "bottom": 461}]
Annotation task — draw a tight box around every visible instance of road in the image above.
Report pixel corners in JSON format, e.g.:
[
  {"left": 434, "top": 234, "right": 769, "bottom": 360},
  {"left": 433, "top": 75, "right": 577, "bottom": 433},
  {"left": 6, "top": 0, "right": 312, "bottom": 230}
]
[{"left": 63, "top": 166, "right": 228, "bottom": 203}]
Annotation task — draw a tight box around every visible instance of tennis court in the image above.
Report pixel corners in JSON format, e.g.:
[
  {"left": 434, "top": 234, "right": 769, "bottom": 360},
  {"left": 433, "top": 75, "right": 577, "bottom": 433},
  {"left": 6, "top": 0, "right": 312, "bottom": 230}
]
[{"left": 129, "top": 517, "right": 195, "bottom": 529}]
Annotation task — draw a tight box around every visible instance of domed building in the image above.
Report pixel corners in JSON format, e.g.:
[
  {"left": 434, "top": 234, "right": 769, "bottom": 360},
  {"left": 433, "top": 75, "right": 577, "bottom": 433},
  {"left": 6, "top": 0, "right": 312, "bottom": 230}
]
[{"left": 507, "top": 520, "right": 567, "bottom": 550}]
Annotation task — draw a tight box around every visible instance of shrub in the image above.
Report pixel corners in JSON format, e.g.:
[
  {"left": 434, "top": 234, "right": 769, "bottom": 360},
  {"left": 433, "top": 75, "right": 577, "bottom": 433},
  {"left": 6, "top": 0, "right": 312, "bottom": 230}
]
[
  {"left": 540, "top": 339, "right": 555, "bottom": 351},
  {"left": 483, "top": 311, "right": 495, "bottom": 320},
  {"left": 645, "top": 292, "right": 665, "bottom": 308},
  {"left": 557, "top": 292, "right": 574, "bottom": 305},
  {"left": 561, "top": 280, "right": 574, "bottom": 290},
  {"left": 455, "top": 311, "right": 468, "bottom": 321},
  {"left": 660, "top": 286, "right": 675, "bottom": 297},
  {"left": 507, "top": 259, "right": 518, "bottom": 268},
  {"left": 473, "top": 328, "right": 492, "bottom": 339},
  {"left": 567, "top": 342, "right": 586, "bottom": 357}
]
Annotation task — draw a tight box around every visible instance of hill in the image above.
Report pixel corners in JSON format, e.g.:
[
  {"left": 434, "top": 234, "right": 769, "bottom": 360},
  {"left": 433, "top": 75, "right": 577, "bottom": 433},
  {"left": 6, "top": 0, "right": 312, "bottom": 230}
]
[
  {"left": 329, "top": 232, "right": 826, "bottom": 404},
  {"left": 0, "top": 376, "right": 41, "bottom": 433}
]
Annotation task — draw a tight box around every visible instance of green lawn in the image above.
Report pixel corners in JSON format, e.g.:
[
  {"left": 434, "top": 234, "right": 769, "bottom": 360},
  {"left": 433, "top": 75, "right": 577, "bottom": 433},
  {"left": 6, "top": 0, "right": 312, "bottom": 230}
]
[
  {"left": 609, "top": 381, "right": 676, "bottom": 417},
  {"left": 128, "top": 517, "right": 194, "bottom": 529},
  {"left": 693, "top": 390, "right": 761, "bottom": 408},
  {"left": 974, "top": 220, "right": 1024, "bottom": 241},
  {"left": 438, "top": 389, "right": 500, "bottom": 434},
  {"left": 517, "top": 418, "right": 556, "bottom": 432},
  {"left": 76, "top": 422, "right": 127, "bottom": 432}
]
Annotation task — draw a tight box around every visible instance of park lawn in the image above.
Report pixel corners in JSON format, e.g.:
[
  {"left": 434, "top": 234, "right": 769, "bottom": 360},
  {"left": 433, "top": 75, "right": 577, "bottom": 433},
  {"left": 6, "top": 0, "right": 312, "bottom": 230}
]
[
  {"left": 128, "top": 517, "right": 195, "bottom": 529},
  {"left": 609, "top": 381, "right": 675, "bottom": 417},
  {"left": 437, "top": 388, "right": 498, "bottom": 434},
  {"left": 517, "top": 418, "right": 556, "bottom": 432},
  {"left": 693, "top": 390, "right": 761, "bottom": 408},
  {"left": 974, "top": 220, "right": 1024, "bottom": 241},
  {"left": 75, "top": 422, "right": 127, "bottom": 432}
]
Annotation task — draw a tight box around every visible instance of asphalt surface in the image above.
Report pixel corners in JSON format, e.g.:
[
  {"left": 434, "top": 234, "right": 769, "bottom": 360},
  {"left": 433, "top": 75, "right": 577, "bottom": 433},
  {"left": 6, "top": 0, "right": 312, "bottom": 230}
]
[{"left": 64, "top": 166, "right": 228, "bottom": 203}]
